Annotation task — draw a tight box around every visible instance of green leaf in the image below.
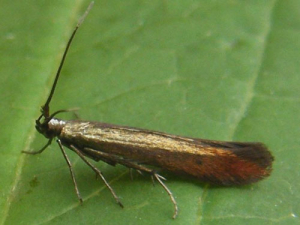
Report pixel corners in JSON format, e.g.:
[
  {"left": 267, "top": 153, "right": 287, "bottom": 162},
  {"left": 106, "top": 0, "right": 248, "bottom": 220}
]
[{"left": 1, "top": 0, "right": 299, "bottom": 224}]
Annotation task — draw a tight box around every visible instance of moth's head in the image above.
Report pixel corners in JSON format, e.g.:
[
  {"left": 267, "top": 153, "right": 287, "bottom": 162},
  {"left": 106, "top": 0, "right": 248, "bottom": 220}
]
[
  {"left": 35, "top": 114, "right": 51, "bottom": 139},
  {"left": 35, "top": 105, "right": 54, "bottom": 139}
]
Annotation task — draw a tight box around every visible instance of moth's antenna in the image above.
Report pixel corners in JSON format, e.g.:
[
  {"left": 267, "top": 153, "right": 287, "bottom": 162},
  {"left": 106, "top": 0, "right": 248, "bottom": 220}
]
[{"left": 42, "top": 1, "right": 94, "bottom": 118}]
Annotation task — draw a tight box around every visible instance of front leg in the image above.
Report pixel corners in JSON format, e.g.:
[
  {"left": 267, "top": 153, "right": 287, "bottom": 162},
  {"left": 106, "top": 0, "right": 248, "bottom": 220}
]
[{"left": 22, "top": 138, "right": 53, "bottom": 154}]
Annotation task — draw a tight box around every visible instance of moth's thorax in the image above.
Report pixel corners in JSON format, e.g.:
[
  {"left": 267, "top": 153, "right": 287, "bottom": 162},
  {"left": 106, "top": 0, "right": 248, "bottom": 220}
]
[{"left": 48, "top": 118, "right": 66, "bottom": 134}]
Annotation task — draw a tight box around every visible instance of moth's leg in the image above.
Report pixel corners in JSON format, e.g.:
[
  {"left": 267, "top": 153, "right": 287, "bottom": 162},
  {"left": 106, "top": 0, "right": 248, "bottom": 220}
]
[
  {"left": 72, "top": 111, "right": 81, "bottom": 120},
  {"left": 153, "top": 173, "right": 178, "bottom": 219},
  {"left": 57, "top": 139, "right": 83, "bottom": 203},
  {"left": 84, "top": 148, "right": 178, "bottom": 219},
  {"left": 69, "top": 144, "right": 123, "bottom": 208},
  {"left": 83, "top": 148, "right": 151, "bottom": 173},
  {"left": 22, "top": 138, "right": 53, "bottom": 155},
  {"left": 48, "top": 108, "right": 79, "bottom": 119}
]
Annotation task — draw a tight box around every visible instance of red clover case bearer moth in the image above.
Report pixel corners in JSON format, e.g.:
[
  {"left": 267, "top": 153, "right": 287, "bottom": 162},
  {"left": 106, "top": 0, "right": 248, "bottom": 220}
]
[{"left": 23, "top": 2, "right": 274, "bottom": 219}]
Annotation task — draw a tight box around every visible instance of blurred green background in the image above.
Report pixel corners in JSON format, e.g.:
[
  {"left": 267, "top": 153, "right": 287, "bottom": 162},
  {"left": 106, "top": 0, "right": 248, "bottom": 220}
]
[{"left": 0, "top": 0, "right": 299, "bottom": 224}]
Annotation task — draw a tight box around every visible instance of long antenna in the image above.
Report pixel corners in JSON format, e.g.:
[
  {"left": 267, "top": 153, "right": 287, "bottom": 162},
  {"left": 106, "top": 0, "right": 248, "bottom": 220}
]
[{"left": 42, "top": 1, "right": 94, "bottom": 118}]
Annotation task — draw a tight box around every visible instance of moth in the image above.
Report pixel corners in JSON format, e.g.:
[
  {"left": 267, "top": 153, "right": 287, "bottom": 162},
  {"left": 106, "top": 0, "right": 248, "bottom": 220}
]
[{"left": 23, "top": 2, "right": 273, "bottom": 219}]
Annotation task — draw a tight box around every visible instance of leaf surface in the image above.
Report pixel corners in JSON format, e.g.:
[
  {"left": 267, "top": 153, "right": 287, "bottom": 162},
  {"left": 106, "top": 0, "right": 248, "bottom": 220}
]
[{"left": 1, "top": 0, "right": 299, "bottom": 224}]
